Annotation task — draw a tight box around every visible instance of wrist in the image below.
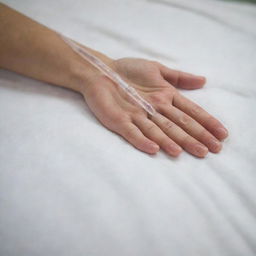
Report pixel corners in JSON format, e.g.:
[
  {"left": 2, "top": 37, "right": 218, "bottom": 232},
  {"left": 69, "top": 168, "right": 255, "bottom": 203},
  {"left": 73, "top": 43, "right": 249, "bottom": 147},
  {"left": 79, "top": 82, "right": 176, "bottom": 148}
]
[{"left": 68, "top": 46, "right": 114, "bottom": 94}]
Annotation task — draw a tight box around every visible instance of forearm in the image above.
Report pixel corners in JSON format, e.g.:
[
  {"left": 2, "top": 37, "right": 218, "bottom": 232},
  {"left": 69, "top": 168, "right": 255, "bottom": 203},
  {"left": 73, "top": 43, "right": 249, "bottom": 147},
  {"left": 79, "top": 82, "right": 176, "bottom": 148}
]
[{"left": 0, "top": 3, "right": 112, "bottom": 93}]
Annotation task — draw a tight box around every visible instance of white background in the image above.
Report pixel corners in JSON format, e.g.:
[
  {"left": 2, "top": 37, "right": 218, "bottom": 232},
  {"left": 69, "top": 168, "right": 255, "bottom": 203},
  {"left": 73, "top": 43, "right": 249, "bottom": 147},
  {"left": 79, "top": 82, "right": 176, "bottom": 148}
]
[{"left": 0, "top": 0, "right": 256, "bottom": 255}]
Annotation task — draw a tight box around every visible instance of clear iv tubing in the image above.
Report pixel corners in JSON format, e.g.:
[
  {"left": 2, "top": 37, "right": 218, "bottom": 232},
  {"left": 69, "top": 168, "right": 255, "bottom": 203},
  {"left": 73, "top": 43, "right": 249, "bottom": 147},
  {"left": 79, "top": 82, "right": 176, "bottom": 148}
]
[{"left": 60, "top": 34, "right": 156, "bottom": 116}]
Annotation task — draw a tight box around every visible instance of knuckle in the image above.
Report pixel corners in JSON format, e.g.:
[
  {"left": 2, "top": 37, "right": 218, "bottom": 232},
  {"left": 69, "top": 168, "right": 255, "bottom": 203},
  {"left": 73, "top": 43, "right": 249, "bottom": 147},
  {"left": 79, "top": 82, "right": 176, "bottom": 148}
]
[
  {"left": 190, "top": 104, "right": 203, "bottom": 116},
  {"left": 179, "top": 114, "right": 191, "bottom": 126},
  {"left": 111, "top": 113, "right": 129, "bottom": 124},
  {"left": 209, "top": 116, "right": 220, "bottom": 126},
  {"left": 146, "top": 123, "right": 156, "bottom": 132},
  {"left": 182, "top": 135, "right": 192, "bottom": 146},
  {"left": 131, "top": 109, "right": 148, "bottom": 122},
  {"left": 124, "top": 126, "right": 136, "bottom": 138},
  {"left": 162, "top": 120, "right": 175, "bottom": 133},
  {"left": 199, "top": 128, "right": 210, "bottom": 139},
  {"left": 132, "top": 109, "right": 145, "bottom": 118},
  {"left": 202, "top": 115, "right": 217, "bottom": 127}
]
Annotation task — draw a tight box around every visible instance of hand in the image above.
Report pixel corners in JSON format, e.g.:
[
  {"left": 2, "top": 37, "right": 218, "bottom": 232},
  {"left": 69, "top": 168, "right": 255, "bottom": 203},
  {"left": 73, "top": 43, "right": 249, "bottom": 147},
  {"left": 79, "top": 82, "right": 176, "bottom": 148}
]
[
  {"left": 81, "top": 57, "right": 228, "bottom": 158},
  {"left": 0, "top": 4, "right": 228, "bottom": 158}
]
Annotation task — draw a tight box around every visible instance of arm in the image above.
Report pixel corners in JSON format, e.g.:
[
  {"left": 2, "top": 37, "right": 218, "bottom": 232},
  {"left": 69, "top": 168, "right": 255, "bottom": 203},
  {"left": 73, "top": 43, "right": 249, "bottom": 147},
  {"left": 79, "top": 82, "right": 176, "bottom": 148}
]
[
  {"left": 0, "top": 3, "right": 110, "bottom": 93},
  {"left": 0, "top": 3, "right": 228, "bottom": 158}
]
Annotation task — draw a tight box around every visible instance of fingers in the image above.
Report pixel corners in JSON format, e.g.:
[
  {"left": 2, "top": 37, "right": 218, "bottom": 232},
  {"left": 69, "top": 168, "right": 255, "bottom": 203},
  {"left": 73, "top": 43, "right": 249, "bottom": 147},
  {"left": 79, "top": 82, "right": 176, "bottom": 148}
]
[
  {"left": 110, "top": 110, "right": 222, "bottom": 158},
  {"left": 160, "top": 106, "right": 222, "bottom": 154},
  {"left": 173, "top": 93, "right": 228, "bottom": 140},
  {"left": 133, "top": 116, "right": 182, "bottom": 157},
  {"left": 157, "top": 62, "right": 206, "bottom": 90},
  {"left": 151, "top": 113, "right": 209, "bottom": 158},
  {"left": 116, "top": 121, "right": 160, "bottom": 154}
]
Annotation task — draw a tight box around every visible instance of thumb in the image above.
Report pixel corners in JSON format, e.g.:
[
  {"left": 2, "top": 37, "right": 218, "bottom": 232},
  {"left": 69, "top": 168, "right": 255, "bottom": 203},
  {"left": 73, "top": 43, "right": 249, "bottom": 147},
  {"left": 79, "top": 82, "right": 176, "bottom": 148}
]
[{"left": 158, "top": 63, "right": 206, "bottom": 90}]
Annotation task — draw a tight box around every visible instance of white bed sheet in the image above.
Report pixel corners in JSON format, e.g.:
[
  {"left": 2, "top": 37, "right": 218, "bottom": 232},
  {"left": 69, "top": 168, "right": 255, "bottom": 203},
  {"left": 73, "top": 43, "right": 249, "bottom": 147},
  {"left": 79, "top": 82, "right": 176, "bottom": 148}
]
[{"left": 0, "top": 0, "right": 256, "bottom": 255}]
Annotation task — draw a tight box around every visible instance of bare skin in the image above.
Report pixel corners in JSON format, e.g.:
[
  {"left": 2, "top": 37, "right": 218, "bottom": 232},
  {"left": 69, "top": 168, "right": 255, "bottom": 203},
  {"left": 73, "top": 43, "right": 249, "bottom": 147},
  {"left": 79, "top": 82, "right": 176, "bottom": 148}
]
[{"left": 0, "top": 4, "right": 228, "bottom": 158}]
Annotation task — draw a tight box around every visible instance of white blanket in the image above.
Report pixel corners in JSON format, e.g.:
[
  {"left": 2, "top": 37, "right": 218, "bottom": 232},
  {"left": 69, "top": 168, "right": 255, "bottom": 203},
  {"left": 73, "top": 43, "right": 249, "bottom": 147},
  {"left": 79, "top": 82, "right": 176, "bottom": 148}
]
[{"left": 0, "top": 0, "right": 256, "bottom": 255}]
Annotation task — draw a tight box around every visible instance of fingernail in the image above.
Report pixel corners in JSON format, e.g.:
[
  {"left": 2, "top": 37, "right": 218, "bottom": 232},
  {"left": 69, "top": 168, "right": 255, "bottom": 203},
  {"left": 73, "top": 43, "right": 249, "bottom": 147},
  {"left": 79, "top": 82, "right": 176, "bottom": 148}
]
[
  {"left": 193, "top": 144, "right": 208, "bottom": 158},
  {"left": 167, "top": 144, "right": 182, "bottom": 156},
  {"left": 148, "top": 143, "right": 159, "bottom": 153},
  {"left": 208, "top": 139, "right": 222, "bottom": 153},
  {"left": 197, "top": 75, "right": 206, "bottom": 80},
  {"left": 215, "top": 127, "right": 228, "bottom": 140}
]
